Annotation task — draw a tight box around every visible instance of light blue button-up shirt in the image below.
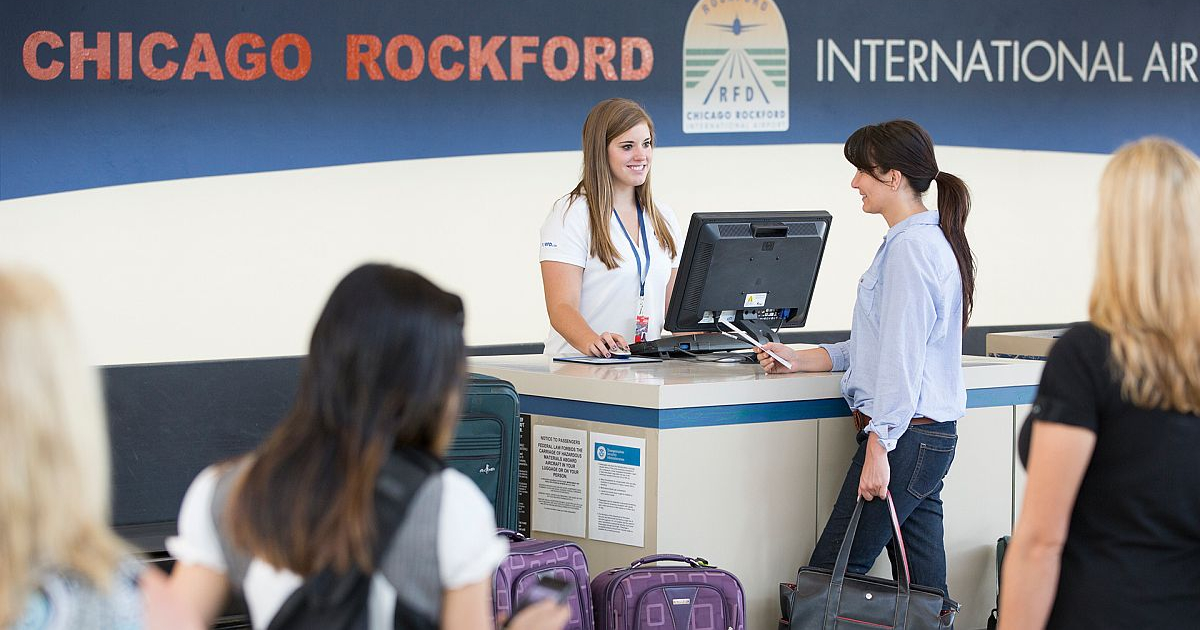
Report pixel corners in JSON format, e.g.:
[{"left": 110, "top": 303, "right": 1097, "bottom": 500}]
[{"left": 820, "top": 210, "right": 966, "bottom": 451}]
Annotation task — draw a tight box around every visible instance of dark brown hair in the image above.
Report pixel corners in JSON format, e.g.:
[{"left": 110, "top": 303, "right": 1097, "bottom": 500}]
[
  {"left": 844, "top": 120, "right": 976, "bottom": 328},
  {"left": 230, "top": 264, "right": 465, "bottom": 575}
]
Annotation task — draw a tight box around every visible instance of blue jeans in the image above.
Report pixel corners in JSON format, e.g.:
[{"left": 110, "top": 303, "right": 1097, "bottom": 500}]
[{"left": 809, "top": 421, "right": 958, "bottom": 611}]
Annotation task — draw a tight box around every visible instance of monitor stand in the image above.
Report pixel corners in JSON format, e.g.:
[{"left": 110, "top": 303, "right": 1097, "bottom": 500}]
[
  {"left": 628, "top": 318, "right": 781, "bottom": 358},
  {"left": 731, "top": 318, "right": 781, "bottom": 345}
]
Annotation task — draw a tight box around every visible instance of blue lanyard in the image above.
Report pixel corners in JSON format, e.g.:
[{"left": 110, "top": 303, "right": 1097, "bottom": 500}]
[{"left": 612, "top": 202, "right": 650, "bottom": 297}]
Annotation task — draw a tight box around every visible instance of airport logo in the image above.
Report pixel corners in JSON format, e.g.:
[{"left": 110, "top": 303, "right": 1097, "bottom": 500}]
[{"left": 682, "top": 0, "right": 789, "bottom": 133}]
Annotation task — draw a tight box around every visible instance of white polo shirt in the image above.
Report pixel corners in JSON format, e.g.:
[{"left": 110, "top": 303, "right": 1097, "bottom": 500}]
[{"left": 539, "top": 195, "right": 682, "bottom": 356}]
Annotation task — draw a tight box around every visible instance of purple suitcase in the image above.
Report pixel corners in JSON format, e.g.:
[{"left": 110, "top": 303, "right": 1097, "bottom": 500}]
[
  {"left": 591, "top": 554, "right": 746, "bottom": 630},
  {"left": 493, "top": 529, "right": 594, "bottom": 630}
]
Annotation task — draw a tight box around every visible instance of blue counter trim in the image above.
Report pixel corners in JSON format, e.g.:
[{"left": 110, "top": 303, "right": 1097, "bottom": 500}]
[
  {"left": 522, "top": 396, "right": 662, "bottom": 428},
  {"left": 520, "top": 385, "right": 1037, "bottom": 429},
  {"left": 966, "top": 386, "right": 1039, "bottom": 409}
]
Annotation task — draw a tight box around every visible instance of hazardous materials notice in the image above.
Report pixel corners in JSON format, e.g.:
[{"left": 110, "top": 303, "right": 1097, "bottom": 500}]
[{"left": 532, "top": 425, "right": 587, "bottom": 537}]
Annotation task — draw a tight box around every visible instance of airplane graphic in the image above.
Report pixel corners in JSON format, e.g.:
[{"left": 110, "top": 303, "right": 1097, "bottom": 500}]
[{"left": 708, "top": 16, "right": 763, "bottom": 36}]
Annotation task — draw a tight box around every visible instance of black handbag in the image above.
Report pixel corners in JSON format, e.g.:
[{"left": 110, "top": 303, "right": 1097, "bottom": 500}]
[{"left": 779, "top": 492, "right": 959, "bottom": 630}]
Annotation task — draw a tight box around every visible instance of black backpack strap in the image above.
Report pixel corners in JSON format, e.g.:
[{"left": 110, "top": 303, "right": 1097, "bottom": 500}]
[{"left": 266, "top": 449, "right": 444, "bottom": 630}]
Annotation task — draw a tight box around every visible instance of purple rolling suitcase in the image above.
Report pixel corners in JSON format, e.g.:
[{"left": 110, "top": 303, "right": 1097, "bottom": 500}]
[
  {"left": 591, "top": 554, "right": 745, "bottom": 630},
  {"left": 493, "top": 529, "right": 594, "bottom": 630}
]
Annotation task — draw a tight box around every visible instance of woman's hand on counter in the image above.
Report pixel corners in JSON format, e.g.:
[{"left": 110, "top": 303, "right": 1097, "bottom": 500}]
[{"left": 584, "top": 332, "right": 628, "bottom": 357}]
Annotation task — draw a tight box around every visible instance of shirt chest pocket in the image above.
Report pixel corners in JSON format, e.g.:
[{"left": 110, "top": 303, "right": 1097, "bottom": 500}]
[{"left": 856, "top": 271, "right": 880, "bottom": 315}]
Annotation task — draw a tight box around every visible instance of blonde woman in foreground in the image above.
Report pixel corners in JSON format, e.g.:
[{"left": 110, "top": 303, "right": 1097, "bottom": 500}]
[
  {"left": 0, "top": 269, "right": 198, "bottom": 629},
  {"left": 999, "top": 138, "right": 1200, "bottom": 628}
]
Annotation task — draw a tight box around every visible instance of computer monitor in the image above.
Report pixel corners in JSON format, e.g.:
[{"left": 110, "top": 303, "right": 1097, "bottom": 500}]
[{"left": 665, "top": 210, "right": 832, "bottom": 344}]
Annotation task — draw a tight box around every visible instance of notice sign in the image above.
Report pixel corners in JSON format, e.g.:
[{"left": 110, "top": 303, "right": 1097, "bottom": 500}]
[
  {"left": 589, "top": 433, "right": 646, "bottom": 547},
  {"left": 532, "top": 425, "right": 587, "bottom": 537}
]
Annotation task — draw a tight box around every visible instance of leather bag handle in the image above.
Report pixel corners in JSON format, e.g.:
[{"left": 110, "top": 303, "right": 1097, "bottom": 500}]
[{"left": 822, "top": 491, "right": 913, "bottom": 630}]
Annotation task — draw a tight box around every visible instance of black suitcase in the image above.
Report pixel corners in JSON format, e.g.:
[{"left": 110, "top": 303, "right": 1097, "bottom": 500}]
[{"left": 447, "top": 374, "right": 520, "bottom": 530}]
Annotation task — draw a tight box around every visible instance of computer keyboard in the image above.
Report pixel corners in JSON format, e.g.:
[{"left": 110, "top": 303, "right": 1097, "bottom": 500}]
[{"left": 628, "top": 333, "right": 753, "bottom": 358}]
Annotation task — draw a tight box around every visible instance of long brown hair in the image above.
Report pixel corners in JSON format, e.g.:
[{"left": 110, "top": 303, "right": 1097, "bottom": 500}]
[
  {"left": 844, "top": 120, "right": 976, "bottom": 329},
  {"left": 567, "top": 98, "right": 677, "bottom": 269},
  {"left": 230, "top": 264, "right": 466, "bottom": 575},
  {"left": 1090, "top": 137, "right": 1200, "bottom": 413}
]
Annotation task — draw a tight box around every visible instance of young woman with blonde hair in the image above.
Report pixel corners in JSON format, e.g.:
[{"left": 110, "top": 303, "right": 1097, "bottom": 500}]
[
  {"left": 0, "top": 269, "right": 196, "bottom": 629},
  {"left": 999, "top": 137, "right": 1200, "bottom": 628},
  {"left": 540, "top": 97, "right": 682, "bottom": 356}
]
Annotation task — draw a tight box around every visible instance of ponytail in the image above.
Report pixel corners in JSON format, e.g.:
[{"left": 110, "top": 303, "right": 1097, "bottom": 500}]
[
  {"left": 934, "top": 172, "right": 975, "bottom": 329},
  {"left": 844, "top": 120, "right": 976, "bottom": 330}
]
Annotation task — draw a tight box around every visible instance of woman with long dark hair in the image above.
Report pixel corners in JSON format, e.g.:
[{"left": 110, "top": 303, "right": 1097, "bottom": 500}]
[
  {"left": 758, "top": 120, "right": 974, "bottom": 618},
  {"left": 164, "top": 264, "right": 566, "bottom": 629},
  {"left": 540, "top": 97, "right": 682, "bottom": 357}
]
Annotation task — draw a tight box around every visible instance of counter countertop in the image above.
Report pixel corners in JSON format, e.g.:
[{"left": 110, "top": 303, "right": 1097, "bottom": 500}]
[{"left": 469, "top": 351, "right": 1043, "bottom": 411}]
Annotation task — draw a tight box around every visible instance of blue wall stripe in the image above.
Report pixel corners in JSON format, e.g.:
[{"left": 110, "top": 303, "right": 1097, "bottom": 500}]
[{"left": 520, "top": 385, "right": 1037, "bottom": 429}]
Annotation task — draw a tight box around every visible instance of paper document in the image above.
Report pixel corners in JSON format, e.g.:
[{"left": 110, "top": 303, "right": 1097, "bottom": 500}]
[{"left": 553, "top": 355, "right": 662, "bottom": 365}]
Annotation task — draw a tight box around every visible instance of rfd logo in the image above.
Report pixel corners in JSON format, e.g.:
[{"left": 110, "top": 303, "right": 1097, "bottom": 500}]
[
  {"left": 479, "top": 464, "right": 496, "bottom": 475},
  {"left": 718, "top": 86, "right": 757, "bottom": 102},
  {"left": 682, "top": 0, "right": 789, "bottom": 133}
]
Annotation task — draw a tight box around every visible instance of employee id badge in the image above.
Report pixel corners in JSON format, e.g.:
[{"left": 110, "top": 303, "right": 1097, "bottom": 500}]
[{"left": 633, "top": 295, "right": 649, "bottom": 343}]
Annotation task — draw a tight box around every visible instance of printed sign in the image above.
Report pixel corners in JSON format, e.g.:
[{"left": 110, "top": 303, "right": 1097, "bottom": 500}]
[
  {"left": 4, "top": 0, "right": 1197, "bottom": 200},
  {"left": 532, "top": 425, "right": 587, "bottom": 537},
  {"left": 589, "top": 433, "right": 646, "bottom": 547}
]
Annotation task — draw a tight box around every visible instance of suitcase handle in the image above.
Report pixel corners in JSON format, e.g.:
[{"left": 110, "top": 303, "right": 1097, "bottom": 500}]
[
  {"left": 497, "top": 529, "right": 527, "bottom": 542},
  {"left": 629, "top": 554, "right": 710, "bottom": 568}
]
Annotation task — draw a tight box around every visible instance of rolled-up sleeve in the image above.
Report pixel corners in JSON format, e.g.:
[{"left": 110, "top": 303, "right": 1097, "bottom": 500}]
[
  {"left": 819, "top": 341, "right": 851, "bottom": 372},
  {"left": 866, "top": 239, "right": 940, "bottom": 451}
]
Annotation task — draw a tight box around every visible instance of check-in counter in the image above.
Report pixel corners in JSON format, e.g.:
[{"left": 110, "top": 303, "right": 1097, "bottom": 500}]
[
  {"left": 986, "top": 328, "right": 1067, "bottom": 360},
  {"left": 985, "top": 328, "right": 1066, "bottom": 528},
  {"left": 469, "top": 353, "right": 1042, "bottom": 630}
]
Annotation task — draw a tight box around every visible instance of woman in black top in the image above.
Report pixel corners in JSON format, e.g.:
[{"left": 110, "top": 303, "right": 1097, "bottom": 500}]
[{"left": 998, "top": 137, "right": 1200, "bottom": 629}]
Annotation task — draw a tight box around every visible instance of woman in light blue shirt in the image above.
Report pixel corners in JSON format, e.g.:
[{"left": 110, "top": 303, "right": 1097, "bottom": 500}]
[{"left": 758, "top": 120, "right": 975, "bottom": 617}]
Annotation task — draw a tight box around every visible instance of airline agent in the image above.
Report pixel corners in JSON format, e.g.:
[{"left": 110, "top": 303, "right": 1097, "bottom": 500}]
[{"left": 539, "top": 98, "right": 682, "bottom": 357}]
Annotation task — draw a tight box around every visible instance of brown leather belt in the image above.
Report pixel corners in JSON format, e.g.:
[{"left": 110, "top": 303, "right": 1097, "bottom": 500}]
[{"left": 851, "top": 409, "right": 934, "bottom": 433}]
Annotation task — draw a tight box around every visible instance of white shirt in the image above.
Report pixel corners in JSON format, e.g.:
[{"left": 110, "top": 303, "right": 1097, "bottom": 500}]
[
  {"left": 539, "top": 195, "right": 683, "bottom": 356},
  {"left": 166, "top": 466, "right": 507, "bottom": 630}
]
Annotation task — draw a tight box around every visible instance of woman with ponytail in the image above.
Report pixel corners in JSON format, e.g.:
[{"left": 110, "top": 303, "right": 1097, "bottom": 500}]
[{"left": 757, "top": 120, "right": 973, "bottom": 620}]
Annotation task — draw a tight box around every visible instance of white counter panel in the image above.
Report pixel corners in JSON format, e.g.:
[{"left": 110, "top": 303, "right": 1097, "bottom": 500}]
[
  {"left": 657, "top": 421, "right": 820, "bottom": 630},
  {"left": 469, "top": 353, "right": 1042, "bottom": 629}
]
